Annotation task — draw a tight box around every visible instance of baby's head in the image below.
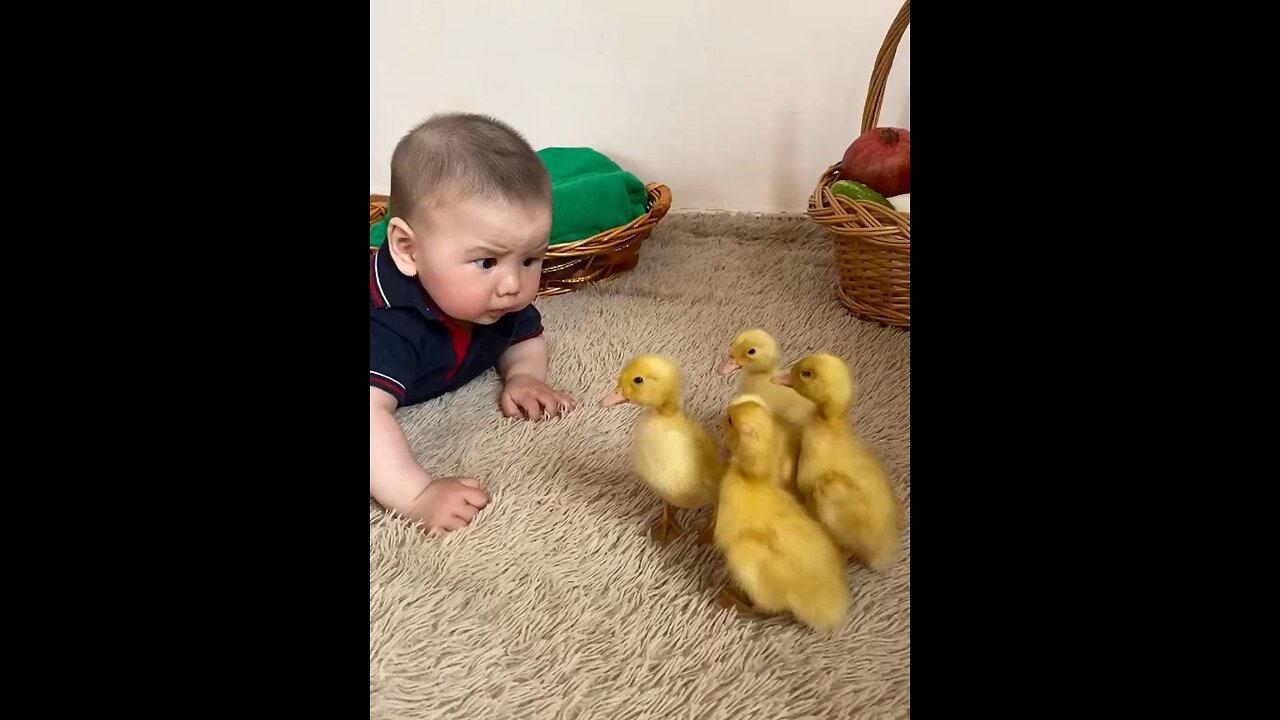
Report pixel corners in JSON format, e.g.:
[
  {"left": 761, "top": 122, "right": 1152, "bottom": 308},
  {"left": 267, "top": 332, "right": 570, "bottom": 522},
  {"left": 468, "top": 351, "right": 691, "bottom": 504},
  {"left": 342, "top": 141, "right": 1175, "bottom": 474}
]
[{"left": 384, "top": 112, "right": 552, "bottom": 324}]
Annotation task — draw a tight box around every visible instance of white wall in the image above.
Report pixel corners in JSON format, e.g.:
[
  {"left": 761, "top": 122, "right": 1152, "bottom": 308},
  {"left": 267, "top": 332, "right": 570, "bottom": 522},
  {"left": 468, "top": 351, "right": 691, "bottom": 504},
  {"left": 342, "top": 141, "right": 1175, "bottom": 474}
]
[{"left": 370, "top": 1, "right": 909, "bottom": 214}]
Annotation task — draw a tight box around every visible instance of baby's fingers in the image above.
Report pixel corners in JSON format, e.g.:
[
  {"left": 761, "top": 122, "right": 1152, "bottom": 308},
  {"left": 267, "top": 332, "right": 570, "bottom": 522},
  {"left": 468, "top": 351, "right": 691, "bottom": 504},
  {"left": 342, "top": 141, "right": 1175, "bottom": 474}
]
[
  {"left": 540, "top": 391, "right": 574, "bottom": 418},
  {"left": 500, "top": 392, "right": 522, "bottom": 418},
  {"left": 462, "top": 486, "right": 490, "bottom": 509},
  {"left": 556, "top": 392, "right": 577, "bottom": 415},
  {"left": 544, "top": 391, "right": 577, "bottom": 420},
  {"left": 451, "top": 500, "right": 480, "bottom": 523},
  {"left": 516, "top": 394, "right": 542, "bottom": 420},
  {"left": 427, "top": 515, "right": 467, "bottom": 536},
  {"left": 534, "top": 393, "right": 563, "bottom": 419}
]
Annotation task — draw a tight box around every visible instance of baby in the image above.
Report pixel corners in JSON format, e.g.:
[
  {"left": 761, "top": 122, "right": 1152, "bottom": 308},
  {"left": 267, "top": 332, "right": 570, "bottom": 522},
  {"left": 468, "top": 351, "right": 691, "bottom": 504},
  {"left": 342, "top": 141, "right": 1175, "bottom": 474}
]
[{"left": 370, "top": 112, "right": 577, "bottom": 536}]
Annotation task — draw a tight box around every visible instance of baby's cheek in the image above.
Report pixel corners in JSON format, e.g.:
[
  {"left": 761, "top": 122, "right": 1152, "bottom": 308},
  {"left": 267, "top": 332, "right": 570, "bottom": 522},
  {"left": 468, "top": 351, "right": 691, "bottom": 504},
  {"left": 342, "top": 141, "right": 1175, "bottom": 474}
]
[{"left": 521, "top": 272, "right": 541, "bottom": 297}]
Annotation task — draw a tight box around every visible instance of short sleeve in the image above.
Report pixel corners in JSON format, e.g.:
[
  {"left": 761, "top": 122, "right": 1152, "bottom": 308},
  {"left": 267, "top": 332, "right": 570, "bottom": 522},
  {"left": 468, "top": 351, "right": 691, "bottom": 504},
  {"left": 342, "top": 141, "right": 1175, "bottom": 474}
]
[
  {"left": 508, "top": 304, "right": 544, "bottom": 347},
  {"left": 370, "top": 317, "right": 419, "bottom": 406}
]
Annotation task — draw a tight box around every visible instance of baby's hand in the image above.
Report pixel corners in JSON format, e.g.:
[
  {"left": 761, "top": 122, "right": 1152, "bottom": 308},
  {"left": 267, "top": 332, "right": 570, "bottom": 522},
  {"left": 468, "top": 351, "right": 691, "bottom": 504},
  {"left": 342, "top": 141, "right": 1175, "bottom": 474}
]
[
  {"left": 408, "top": 477, "right": 490, "bottom": 536},
  {"left": 500, "top": 374, "right": 577, "bottom": 420}
]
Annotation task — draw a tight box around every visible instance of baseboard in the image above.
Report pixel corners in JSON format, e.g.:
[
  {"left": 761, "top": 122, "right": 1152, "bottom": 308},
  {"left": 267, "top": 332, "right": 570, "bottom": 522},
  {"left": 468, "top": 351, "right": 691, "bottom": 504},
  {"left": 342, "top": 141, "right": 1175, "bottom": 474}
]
[{"left": 668, "top": 207, "right": 811, "bottom": 220}]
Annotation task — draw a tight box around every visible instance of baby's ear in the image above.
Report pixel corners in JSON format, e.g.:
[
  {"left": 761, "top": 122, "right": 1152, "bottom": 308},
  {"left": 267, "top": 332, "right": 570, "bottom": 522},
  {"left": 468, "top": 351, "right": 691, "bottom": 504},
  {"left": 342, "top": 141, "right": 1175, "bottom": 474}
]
[{"left": 385, "top": 217, "right": 418, "bottom": 276}]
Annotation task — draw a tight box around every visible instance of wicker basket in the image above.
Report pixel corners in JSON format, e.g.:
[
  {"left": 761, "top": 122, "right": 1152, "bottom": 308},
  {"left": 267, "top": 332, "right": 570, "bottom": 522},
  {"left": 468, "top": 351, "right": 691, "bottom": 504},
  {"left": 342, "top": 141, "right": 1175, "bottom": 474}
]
[
  {"left": 807, "top": 0, "right": 910, "bottom": 330},
  {"left": 369, "top": 183, "right": 672, "bottom": 298}
]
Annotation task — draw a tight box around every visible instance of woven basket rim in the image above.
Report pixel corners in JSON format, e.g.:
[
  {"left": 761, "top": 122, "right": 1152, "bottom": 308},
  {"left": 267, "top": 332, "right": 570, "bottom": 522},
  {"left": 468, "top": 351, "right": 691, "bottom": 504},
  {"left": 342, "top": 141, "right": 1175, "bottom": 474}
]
[{"left": 807, "top": 164, "right": 910, "bottom": 235}]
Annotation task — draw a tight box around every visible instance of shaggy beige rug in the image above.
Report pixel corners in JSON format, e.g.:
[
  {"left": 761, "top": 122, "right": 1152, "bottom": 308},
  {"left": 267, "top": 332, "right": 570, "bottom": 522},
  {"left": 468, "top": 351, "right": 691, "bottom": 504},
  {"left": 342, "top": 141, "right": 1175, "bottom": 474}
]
[{"left": 370, "top": 212, "right": 911, "bottom": 719}]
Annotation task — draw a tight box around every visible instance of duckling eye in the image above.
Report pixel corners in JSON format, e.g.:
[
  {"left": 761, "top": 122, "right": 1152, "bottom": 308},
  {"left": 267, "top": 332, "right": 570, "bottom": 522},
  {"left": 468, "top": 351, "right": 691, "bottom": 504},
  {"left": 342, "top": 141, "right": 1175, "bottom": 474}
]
[
  {"left": 801, "top": 370, "right": 812, "bottom": 378},
  {"left": 747, "top": 348, "right": 756, "bottom": 355},
  {"left": 633, "top": 377, "right": 644, "bottom": 384}
]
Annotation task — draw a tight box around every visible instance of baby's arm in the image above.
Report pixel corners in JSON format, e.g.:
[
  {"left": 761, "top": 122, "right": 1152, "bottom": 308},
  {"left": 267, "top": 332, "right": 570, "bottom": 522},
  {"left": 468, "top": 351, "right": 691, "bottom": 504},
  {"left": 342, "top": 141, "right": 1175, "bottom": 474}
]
[
  {"left": 497, "top": 335, "right": 577, "bottom": 419},
  {"left": 370, "top": 387, "right": 489, "bottom": 534},
  {"left": 497, "top": 333, "right": 550, "bottom": 383}
]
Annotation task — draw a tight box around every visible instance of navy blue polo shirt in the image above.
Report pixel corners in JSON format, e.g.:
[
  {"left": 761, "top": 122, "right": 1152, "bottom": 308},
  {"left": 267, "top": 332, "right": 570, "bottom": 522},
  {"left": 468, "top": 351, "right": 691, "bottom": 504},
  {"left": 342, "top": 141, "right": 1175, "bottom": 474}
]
[{"left": 369, "top": 247, "right": 544, "bottom": 408}]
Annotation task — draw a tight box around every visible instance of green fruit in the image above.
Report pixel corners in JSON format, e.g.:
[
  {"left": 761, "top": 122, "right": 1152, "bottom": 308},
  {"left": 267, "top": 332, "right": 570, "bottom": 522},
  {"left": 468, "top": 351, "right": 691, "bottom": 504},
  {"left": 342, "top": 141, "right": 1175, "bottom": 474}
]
[{"left": 829, "top": 179, "right": 891, "bottom": 208}]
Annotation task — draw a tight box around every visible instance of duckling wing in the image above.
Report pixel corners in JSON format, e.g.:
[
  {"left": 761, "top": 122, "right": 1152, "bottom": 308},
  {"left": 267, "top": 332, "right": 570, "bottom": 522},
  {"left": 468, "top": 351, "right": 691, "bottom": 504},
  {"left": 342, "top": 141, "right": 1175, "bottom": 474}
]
[
  {"left": 633, "top": 417, "right": 721, "bottom": 508},
  {"left": 691, "top": 419, "right": 725, "bottom": 493},
  {"left": 812, "top": 463, "right": 901, "bottom": 567}
]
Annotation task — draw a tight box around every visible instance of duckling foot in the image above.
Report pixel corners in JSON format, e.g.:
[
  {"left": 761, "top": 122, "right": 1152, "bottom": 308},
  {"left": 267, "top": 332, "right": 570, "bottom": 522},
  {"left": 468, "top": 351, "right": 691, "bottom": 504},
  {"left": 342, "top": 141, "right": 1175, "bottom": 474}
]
[
  {"left": 649, "top": 503, "right": 684, "bottom": 547},
  {"left": 714, "top": 583, "right": 768, "bottom": 618}
]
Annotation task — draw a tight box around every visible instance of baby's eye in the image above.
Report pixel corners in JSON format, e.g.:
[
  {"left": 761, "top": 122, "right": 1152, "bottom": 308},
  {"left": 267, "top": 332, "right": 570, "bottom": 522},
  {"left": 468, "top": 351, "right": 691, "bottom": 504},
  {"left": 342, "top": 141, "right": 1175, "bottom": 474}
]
[
  {"left": 523, "top": 257, "right": 541, "bottom": 267},
  {"left": 747, "top": 348, "right": 756, "bottom": 355},
  {"left": 474, "top": 258, "right": 497, "bottom": 270}
]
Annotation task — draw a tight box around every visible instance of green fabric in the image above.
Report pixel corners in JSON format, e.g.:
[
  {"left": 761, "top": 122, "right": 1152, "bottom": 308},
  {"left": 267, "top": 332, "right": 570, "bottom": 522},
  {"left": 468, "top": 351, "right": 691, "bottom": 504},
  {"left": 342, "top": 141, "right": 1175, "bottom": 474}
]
[
  {"left": 368, "top": 147, "right": 648, "bottom": 249},
  {"left": 538, "top": 147, "right": 649, "bottom": 246},
  {"left": 370, "top": 206, "right": 389, "bottom": 248}
]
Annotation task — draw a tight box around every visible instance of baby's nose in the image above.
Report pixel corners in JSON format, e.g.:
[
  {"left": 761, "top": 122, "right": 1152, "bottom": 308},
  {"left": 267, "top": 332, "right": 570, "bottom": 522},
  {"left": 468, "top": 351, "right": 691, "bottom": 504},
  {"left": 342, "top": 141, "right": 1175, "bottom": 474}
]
[{"left": 497, "top": 271, "right": 520, "bottom": 295}]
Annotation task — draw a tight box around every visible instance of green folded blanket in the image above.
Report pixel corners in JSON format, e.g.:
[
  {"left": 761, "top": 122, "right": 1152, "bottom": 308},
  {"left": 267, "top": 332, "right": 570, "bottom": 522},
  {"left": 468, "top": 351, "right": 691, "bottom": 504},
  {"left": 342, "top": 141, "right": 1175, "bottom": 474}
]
[
  {"left": 370, "top": 147, "right": 649, "bottom": 249},
  {"left": 538, "top": 147, "right": 649, "bottom": 245},
  {"left": 370, "top": 209, "right": 389, "bottom": 248}
]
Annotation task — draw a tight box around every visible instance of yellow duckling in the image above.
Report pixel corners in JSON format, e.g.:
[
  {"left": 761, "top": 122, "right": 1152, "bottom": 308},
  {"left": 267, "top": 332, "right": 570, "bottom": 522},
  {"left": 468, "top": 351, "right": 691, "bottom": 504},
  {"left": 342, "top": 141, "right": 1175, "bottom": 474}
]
[
  {"left": 717, "top": 329, "right": 813, "bottom": 494},
  {"left": 775, "top": 353, "right": 903, "bottom": 571},
  {"left": 713, "top": 395, "right": 850, "bottom": 633},
  {"left": 600, "top": 354, "right": 723, "bottom": 546},
  {"left": 722, "top": 393, "right": 800, "bottom": 495},
  {"left": 718, "top": 329, "right": 817, "bottom": 430}
]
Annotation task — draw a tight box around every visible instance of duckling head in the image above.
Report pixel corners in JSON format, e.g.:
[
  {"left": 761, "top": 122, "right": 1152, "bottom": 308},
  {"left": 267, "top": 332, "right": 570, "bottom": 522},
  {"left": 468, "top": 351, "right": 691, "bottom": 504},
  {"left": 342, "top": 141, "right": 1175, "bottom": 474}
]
[
  {"left": 599, "top": 354, "right": 682, "bottom": 412},
  {"left": 718, "top": 328, "right": 780, "bottom": 378},
  {"left": 773, "top": 353, "right": 855, "bottom": 417}
]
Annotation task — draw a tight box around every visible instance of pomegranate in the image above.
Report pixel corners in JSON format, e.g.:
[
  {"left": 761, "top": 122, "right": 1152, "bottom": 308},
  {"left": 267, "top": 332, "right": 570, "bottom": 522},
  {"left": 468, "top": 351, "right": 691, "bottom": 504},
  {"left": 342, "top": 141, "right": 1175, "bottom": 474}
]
[{"left": 838, "top": 127, "right": 910, "bottom": 198}]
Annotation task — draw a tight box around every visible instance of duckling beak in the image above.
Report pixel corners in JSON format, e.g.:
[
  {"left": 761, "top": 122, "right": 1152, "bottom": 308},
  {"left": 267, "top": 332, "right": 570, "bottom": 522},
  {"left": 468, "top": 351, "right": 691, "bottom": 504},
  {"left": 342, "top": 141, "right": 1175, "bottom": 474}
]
[
  {"left": 598, "top": 388, "right": 629, "bottom": 407},
  {"left": 717, "top": 360, "right": 741, "bottom": 377},
  {"left": 772, "top": 371, "right": 792, "bottom": 387}
]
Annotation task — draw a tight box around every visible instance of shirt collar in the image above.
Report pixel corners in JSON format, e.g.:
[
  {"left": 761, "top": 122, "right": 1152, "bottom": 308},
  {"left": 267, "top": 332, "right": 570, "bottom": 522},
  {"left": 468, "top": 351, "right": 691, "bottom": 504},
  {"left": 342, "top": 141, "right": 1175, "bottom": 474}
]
[{"left": 369, "top": 245, "right": 442, "bottom": 319}]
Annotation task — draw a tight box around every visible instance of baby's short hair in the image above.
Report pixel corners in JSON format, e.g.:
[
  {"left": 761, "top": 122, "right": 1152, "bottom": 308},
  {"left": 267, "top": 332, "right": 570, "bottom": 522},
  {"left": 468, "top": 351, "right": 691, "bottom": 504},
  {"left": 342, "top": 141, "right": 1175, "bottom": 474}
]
[{"left": 389, "top": 112, "right": 551, "bottom": 225}]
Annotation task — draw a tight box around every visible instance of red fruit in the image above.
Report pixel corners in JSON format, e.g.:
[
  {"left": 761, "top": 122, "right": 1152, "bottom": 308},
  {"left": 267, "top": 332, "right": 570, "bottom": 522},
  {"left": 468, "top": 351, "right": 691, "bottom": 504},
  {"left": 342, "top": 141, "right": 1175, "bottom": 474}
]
[{"left": 838, "top": 127, "right": 910, "bottom": 198}]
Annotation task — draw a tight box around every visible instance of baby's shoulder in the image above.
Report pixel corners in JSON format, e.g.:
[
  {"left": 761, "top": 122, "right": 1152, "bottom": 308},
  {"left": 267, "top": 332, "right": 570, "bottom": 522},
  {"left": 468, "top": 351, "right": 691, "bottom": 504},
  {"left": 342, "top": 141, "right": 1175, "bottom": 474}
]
[{"left": 370, "top": 307, "right": 437, "bottom": 349}]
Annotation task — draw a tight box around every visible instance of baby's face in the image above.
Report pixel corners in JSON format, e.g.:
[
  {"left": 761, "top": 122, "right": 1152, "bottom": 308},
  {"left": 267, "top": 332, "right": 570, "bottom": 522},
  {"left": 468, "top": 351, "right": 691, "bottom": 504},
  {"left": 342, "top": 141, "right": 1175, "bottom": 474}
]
[{"left": 414, "top": 196, "right": 551, "bottom": 324}]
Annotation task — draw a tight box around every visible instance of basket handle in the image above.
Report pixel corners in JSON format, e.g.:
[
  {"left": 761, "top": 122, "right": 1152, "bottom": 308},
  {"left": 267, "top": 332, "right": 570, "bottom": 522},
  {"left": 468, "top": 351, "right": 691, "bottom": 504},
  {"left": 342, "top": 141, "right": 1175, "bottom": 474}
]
[{"left": 861, "top": 0, "right": 911, "bottom": 134}]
